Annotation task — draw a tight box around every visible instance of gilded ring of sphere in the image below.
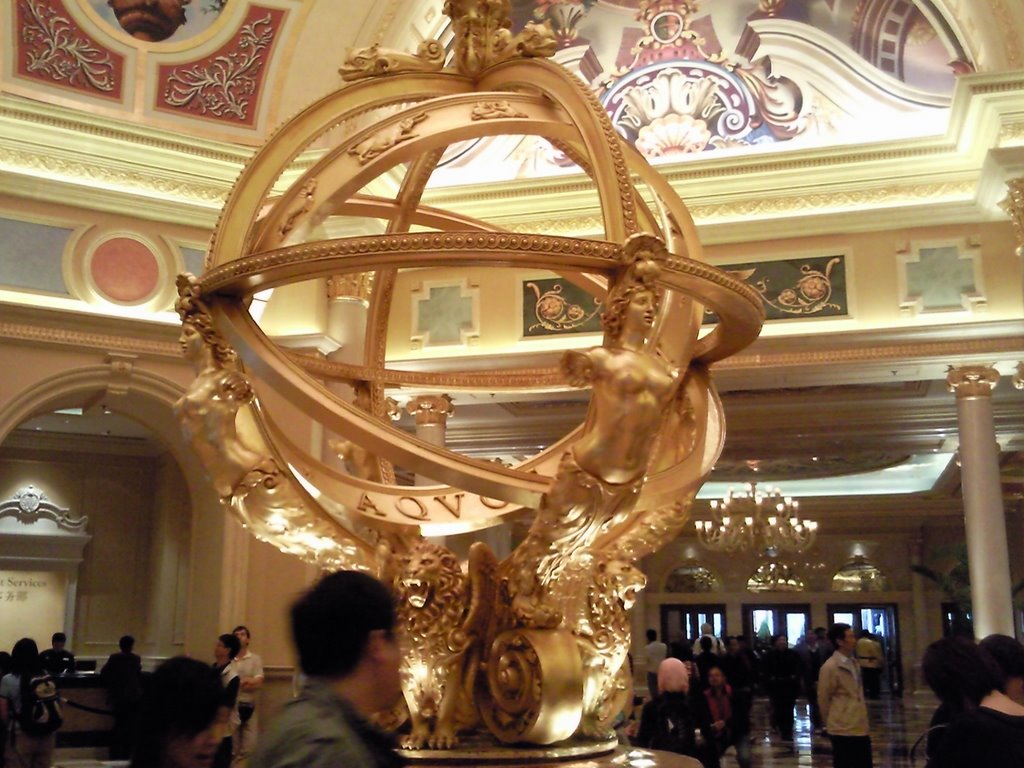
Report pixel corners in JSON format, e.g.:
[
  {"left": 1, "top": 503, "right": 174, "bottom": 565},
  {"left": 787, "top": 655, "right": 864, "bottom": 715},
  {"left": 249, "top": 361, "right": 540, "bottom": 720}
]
[{"left": 197, "top": 60, "right": 764, "bottom": 521}]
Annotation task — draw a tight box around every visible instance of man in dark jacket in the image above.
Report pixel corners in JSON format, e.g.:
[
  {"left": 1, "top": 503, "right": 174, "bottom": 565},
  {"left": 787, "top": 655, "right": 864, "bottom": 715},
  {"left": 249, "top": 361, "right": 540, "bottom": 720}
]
[
  {"left": 251, "top": 571, "right": 405, "bottom": 768},
  {"left": 762, "top": 633, "right": 802, "bottom": 742},
  {"left": 100, "top": 634, "right": 143, "bottom": 759}
]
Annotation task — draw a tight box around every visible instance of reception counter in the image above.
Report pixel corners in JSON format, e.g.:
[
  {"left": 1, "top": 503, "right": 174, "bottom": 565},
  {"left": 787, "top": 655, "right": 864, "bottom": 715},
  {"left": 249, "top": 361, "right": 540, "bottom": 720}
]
[{"left": 55, "top": 673, "right": 117, "bottom": 749}]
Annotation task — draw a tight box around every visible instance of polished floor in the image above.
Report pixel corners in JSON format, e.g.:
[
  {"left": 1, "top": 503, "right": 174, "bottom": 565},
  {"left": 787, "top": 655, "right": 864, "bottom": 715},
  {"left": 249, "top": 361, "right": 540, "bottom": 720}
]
[
  {"left": 726, "top": 695, "right": 936, "bottom": 768},
  {"left": 53, "top": 694, "right": 937, "bottom": 768}
]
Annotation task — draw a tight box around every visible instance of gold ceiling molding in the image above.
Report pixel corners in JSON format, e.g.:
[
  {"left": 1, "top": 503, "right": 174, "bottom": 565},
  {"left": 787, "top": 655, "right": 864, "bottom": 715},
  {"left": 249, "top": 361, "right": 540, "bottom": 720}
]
[
  {"left": 709, "top": 454, "right": 912, "bottom": 481},
  {"left": 714, "top": 334, "right": 1024, "bottom": 372},
  {"left": 0, "top": 319, "right": 180, "bottom": 358},
  {"left": 969, "top": 76, "right": 1024, "bottom": 96},
  {"left": 0, "top": 95, "right": 252, "bottom": 165},
  {"left": 0, "top": 69, "right": 1020, "bottom": 230},
  {"left": 658, "top": 143, "right": 958, "bottom": 184},
  {"left": 998, "top": 122, "right": 1024, "bottom": 146},
  {"left": 991, "top": 0, "right": 1024, "bottom": 69},
  {"left": 724, "top": 380, "right": 931, "bottom": 401},
  {"left": 501, "top": 179, "right": 978, "bottom": 234},
  {"left": 0, "top": 145, "right": 230, "bottom": 204},
  {"left": 505, "top": 216, "right": 603, "bottom": 236},
  {"left": 691, "top": 180, "right": 978, "bottom": 220},
  {"left": 418, "top": 141, "right": 961, "bottom": 208}
]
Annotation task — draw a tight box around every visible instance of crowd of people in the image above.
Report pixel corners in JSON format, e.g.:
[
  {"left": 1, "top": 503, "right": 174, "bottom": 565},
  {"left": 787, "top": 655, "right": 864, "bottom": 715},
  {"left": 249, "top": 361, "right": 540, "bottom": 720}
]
[
  {"left": 634, "top": 623, "right": 1024, "bottom": 768},
  {"left": 0, "top": 626, "right": 263, "bottom": 768},
  {"left": 1, "top": 581, "right": 1023, "bottom": 768}
]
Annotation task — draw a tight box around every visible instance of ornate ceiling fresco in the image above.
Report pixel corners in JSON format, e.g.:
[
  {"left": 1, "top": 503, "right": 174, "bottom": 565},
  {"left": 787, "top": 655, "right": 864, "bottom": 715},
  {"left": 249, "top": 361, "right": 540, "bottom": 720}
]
[
  {"left": 3, "top": 1, "right": 965, "bottom": 186},
  {"left": 429, "top": 0, "right": 967, "bottom": 185},
  {"left": 6, "top": 0, "right": 296, "bottom": 137}
]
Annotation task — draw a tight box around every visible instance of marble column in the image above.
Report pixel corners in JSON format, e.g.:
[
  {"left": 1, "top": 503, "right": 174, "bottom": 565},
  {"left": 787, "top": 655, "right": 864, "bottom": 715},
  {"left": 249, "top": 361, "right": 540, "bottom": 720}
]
[
  {"left": 406, "top": 394, "right": 455, "bottom": 485},
  {"left": 321, "top": 274, "right": 370, "bottom": 472},
  {"left": 908, "top": 536, "right": 931, "bottom": 693},
  {"left": 946, "top": 365, "right": 1015, "bottom": 637}
]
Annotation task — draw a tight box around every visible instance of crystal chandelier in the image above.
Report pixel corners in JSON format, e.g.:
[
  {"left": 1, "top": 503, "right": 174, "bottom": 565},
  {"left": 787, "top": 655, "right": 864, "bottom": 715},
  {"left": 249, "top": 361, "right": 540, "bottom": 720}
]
[{"left": 696, "top": 482, "right": 817, "bottom": 555}]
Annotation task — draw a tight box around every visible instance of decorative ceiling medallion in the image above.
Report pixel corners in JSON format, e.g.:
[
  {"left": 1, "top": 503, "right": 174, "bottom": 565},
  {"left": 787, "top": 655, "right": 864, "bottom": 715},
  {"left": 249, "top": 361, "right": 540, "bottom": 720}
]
[
  {"left": 16, "top": 0, "right": 124, "bottom": 98},
  {"left": 155, "top": 5, "right": 284, "bottom": 126},
  {"left": 65, "top": 227, "right": 179, "bottom": 311},
  {"left": 89, "top": 236, "right": 160, "bottom": 303}
]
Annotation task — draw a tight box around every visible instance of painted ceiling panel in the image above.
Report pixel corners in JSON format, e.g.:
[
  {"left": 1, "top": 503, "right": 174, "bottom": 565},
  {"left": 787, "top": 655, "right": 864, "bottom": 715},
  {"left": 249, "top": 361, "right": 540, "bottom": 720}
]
[
  {"left": 0, "top": 218, "right": 72, "bottom": 295},
  {"left": 428, "top": 0, "right": 965, "bottom": 186}
]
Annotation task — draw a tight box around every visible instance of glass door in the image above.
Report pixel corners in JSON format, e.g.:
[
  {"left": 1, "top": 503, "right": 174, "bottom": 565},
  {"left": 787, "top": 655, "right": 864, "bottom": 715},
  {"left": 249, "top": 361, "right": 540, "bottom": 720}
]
[
  {"left": 661, "top": 603, "right": 726, "bottom": 647},
  {"left": 828, "top": 602, "right": 902, "bottom": 696},
  {"left": 941, "top": 602, "right": 973, "bottom": 638},
  {"left": 742, "top": 603, "right": 811, "bottom": 653}
]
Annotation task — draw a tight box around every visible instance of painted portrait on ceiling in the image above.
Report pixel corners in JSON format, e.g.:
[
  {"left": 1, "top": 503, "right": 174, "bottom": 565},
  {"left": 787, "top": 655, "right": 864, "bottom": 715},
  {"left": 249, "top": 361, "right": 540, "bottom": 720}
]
[{"left": 87, "top": 0, "right": 226, "bottom": 43}]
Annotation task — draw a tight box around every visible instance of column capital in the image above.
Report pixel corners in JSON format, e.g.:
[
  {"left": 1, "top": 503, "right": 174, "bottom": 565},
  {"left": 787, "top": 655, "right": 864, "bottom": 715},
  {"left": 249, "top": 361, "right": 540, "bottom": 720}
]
[
  {"left": 946, "top": 365, "right": 999, "bottom": 398},
  {"left": 999, "top": 177, "right": 1024, "bottom": 258},
  {"left": 406, "top": 394, "right": 454, "bottom": 426},
  {"left": 757, "top": 0, "right": 787, "bottom": 16},
  {"left": 327, "top": 272, "right": 373, "bottom": 302}
]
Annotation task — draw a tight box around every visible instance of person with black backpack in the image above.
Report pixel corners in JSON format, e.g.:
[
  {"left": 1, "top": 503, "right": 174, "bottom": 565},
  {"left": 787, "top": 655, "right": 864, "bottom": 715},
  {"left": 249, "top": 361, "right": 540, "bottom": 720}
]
[
  {"left": 634, "top": 658, "right": 709, "bottom": 767},
  {"left": 0, "top": 637, "right": 63, "bottom": 768}
]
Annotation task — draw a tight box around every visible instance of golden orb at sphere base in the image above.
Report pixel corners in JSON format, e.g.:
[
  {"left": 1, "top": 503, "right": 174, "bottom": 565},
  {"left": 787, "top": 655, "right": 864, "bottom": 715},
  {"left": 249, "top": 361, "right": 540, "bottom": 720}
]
[
  {"left": 401, "top": 738, "right": 698, "bottom": 766},
  {"left": 401, "top": 732, "right": 616, "bottom": 763}
]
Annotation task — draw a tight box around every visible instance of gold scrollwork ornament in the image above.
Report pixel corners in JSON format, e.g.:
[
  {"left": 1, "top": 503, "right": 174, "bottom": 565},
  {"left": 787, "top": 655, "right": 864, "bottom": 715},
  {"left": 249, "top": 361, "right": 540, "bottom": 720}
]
[
  {"left": 339, "top": 40, "right": 446, "bottom": 81},
  {"left": 480, "top": 628, "right": 584, "bottom": 744}
]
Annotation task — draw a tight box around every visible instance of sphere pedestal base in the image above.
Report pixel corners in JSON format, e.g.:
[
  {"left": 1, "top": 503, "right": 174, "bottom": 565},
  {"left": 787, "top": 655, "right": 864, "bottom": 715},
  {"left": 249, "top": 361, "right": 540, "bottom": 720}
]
[{"left": 402, "top": 738, "right": 700, "bottom": 767}]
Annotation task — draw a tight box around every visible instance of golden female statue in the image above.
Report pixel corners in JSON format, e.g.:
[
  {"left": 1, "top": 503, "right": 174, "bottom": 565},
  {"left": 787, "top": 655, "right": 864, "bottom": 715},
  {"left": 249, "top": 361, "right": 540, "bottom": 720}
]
[
  {"left": 564, "top": 236, "right": 679, "bottom": 487},
  {"left": 501, "top": 235, "right": 681, "bottom": 629},
  {"left": 174, "top": 274, "right": 377, "bottom": 572},
  {"left": 173, "top": 275, "right": 274, "bottom": 499}
]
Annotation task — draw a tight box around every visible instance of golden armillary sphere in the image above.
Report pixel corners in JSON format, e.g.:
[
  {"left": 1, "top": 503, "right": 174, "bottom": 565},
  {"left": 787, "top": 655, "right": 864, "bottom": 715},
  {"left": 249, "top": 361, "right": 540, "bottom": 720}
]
[{"left": 175, "top": 0, "right": 762, "bottom": 759}]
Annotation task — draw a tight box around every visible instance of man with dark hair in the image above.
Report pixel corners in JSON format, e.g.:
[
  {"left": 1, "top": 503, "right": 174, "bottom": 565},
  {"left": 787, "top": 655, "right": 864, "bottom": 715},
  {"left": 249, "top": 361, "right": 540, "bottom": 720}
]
[
  {"left": 762, "top": 633, "right": 801, "bottom": 742},
  {"left": 40, "top": 632, "right": 76, "bottom": 676},
  {"left": 251, "top": 571, "right": 404, "bottom": 768},
  {"left": 101, "top": 634, "right": 143, "bottom": 759},
  {"left": 232, "top": 624, "right": 264, "bottom": 766},
  {"left": 722, "top": 635, "right": 755, "bottom": 745},
  {"left": 818, "top": 623, "right": 872, "bottom": 767},
  {"left": 694, "top": 636, "right": 718, "bottom": 689},
  {"left": 979, "top": 634, "right": 1024, "bottom": 705},
  {"left": 921, "top": 636, "right": 1024, "bottom": 767}
]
